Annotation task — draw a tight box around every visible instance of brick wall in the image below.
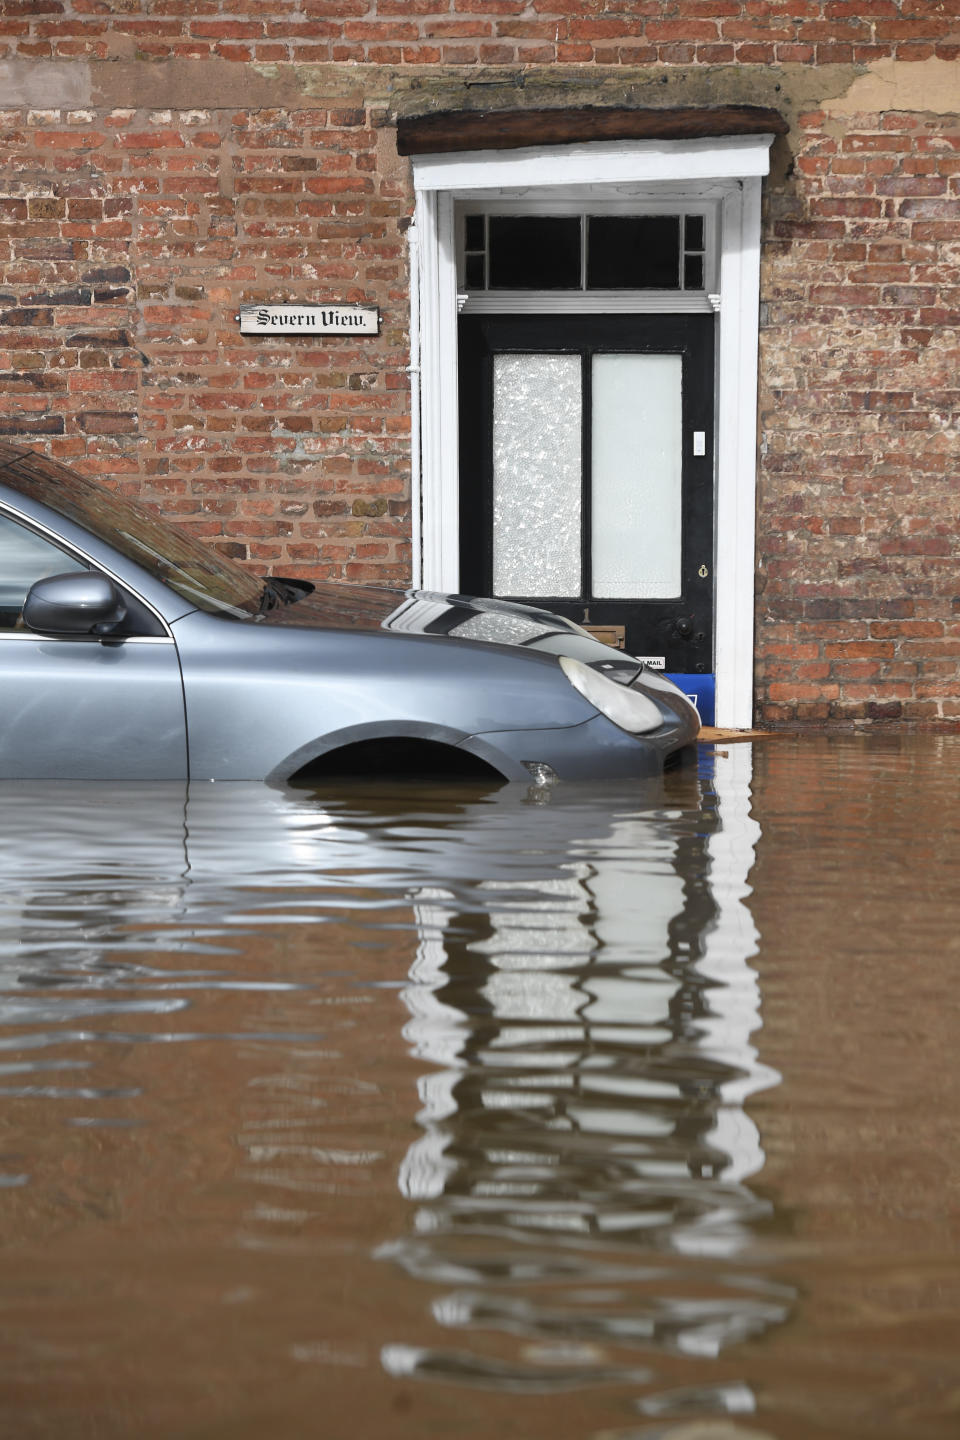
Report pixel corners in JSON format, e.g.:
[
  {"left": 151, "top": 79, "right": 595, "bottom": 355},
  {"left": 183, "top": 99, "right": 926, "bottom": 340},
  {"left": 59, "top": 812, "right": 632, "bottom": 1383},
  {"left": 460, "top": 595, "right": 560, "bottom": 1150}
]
[
  {"left": 759, "top": 100, "right": 960, "bottom": 726},
  {"left": 0, "top": 2, "right": 958, "bottom": 724},
  {"left": 0, "top": 97, "right": 413, "bottom": 584},
  {"left": 0, "top": 2, "right": 958, "bottom": 67}
]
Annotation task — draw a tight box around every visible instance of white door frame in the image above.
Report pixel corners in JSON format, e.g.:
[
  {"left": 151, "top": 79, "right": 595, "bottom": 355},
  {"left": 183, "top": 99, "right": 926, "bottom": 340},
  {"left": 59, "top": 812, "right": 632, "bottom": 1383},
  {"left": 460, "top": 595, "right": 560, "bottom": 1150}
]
[{"left": 410, "top": 134, "right": 773, "bottom": 729}]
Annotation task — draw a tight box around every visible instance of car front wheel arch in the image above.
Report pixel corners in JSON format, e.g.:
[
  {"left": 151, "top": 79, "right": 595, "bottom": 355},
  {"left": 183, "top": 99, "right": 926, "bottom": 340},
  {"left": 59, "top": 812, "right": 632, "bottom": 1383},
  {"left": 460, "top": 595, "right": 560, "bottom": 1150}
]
[
  {"left": 286, "top": 735, "right": 506, "bottom": 785},
  {"left": 267, "top": 721, "right": 515, "bottom": 787}
]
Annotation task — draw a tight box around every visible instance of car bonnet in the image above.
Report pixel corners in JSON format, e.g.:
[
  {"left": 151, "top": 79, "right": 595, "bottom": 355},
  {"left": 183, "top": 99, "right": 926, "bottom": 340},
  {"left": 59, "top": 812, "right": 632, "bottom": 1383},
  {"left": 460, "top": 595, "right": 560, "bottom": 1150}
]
[{"left": 257, "top": 585, "right": 647, "bottom": 680}]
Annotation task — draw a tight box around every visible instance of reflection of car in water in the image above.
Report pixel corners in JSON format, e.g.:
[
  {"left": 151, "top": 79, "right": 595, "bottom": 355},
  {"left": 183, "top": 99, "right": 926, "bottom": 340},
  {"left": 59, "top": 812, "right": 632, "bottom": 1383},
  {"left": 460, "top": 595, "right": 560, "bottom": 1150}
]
[
  {"left": 0, "top": 765, "right": 792, "bottom": 1401},
  {"left": 0, "top": 441, "right": 698, "bottom": 783}
]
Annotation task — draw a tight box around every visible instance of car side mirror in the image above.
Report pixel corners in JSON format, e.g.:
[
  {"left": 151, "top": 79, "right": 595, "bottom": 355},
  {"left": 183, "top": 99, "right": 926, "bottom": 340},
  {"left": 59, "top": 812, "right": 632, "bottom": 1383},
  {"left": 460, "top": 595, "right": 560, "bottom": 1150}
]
[{"left": 22, "top": 571, "right": 128, "bottom": 637}]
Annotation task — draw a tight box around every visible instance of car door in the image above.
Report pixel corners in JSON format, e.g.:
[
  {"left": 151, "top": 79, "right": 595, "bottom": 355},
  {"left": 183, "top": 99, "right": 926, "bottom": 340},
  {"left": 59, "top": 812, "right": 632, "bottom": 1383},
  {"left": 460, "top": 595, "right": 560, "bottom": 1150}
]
[{"left": 0, "top": 509, "right": 188, "bottom": 779}]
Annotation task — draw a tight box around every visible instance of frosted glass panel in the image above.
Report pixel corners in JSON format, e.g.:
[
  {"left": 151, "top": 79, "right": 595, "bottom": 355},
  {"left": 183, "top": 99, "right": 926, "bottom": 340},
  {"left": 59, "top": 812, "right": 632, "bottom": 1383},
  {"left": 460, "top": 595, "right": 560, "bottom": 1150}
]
[
  {"left": 492, "top": 354, "right": 581, "bottom": 597},
  {"left": 591, "top": 353, "right": 682, "bottom": 599}
]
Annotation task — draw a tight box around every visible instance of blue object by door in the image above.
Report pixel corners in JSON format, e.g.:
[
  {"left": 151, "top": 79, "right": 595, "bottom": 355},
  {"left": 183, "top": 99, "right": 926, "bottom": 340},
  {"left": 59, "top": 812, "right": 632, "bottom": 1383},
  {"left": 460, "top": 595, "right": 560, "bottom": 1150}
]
[{"left": 665, "top": 673, "right": 715, "bottom": 727}]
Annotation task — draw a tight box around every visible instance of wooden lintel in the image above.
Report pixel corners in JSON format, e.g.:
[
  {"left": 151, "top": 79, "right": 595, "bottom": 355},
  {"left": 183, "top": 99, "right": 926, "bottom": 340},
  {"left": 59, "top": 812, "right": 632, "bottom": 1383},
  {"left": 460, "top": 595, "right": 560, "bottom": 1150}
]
[{"left": 396, "top": 105, "right": 788, "bottom": 157}]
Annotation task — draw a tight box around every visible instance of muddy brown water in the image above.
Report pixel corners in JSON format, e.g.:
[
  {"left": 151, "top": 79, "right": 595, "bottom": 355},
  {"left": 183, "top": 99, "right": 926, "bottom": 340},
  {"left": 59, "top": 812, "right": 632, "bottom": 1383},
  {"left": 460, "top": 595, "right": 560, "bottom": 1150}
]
[{"left": 0, "top": 735, "right": 957, "bottom": 1440}]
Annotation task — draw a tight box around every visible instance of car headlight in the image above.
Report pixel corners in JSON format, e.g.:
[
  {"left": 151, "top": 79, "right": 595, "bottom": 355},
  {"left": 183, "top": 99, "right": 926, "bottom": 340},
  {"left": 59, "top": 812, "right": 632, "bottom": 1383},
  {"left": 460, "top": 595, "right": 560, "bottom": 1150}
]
[{"left": 559, "top": 655, "right": 664, "bottom": 735}]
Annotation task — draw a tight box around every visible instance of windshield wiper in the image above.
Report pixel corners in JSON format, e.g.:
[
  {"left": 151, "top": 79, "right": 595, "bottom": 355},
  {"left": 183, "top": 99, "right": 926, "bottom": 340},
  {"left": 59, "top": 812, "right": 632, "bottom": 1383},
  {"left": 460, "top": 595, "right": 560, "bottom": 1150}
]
[
  {"left": 256, "top": 576, "right": 313, "bottom": 616},
  {"left": 256, "top": 578, "right": 291, "bottom": 615}
]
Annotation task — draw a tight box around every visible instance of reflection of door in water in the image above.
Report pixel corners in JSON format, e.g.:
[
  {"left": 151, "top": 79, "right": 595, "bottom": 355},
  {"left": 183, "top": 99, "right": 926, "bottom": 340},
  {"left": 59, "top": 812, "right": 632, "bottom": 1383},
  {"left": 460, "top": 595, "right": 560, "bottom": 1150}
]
[
  {"left": 388, "top": 764, "right": 790, "bottom": 1389},
  {"left": 458, "top": 314, "right": 714, "bottom": 678}
]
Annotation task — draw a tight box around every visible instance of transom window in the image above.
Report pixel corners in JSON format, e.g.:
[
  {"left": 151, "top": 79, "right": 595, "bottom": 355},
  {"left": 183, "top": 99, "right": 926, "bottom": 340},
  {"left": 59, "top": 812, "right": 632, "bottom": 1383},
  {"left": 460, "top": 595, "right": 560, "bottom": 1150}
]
[{"left": 460, "top": 211, "right": 708, "bottom": 293}]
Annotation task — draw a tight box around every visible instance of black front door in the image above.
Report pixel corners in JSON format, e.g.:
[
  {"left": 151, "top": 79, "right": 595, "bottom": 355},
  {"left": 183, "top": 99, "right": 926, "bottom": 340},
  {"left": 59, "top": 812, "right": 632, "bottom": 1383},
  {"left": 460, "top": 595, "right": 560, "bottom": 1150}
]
[{"left": 458, "top": 313, "right": 715, "bottom": 674}]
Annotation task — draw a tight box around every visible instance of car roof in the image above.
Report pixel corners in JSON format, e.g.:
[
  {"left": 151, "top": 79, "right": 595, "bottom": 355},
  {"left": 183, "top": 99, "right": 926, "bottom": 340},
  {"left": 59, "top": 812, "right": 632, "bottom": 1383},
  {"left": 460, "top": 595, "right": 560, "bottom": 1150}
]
[{"left": 0, "top": 440, "right": 32, "bottom": 470}]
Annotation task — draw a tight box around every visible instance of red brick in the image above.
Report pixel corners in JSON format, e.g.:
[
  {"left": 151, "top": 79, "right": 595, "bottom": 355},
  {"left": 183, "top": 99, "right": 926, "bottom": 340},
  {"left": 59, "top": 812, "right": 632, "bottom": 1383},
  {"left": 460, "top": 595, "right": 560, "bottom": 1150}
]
[{"left": 34, "top": 130, "right": 105, "bottom": 149}]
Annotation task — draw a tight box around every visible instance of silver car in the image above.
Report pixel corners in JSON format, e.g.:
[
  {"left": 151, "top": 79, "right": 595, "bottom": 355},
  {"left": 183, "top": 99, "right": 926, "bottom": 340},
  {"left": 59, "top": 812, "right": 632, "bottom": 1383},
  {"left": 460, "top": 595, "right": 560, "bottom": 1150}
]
[{"left": 0, "top": 442, "right": 699, "bottom": 783}]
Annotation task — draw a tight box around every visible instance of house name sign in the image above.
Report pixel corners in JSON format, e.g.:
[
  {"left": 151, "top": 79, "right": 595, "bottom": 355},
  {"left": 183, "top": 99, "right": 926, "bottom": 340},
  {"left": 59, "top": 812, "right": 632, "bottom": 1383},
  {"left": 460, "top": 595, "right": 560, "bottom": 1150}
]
[{"left": 236, "top": 303, "right": 380, "bottom": 335}]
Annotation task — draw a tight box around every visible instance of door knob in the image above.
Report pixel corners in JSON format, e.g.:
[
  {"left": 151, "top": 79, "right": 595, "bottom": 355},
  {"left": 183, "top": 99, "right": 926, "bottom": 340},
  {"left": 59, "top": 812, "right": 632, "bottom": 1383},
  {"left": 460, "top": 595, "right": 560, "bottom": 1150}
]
[{"left": 674, "top": 618, "right": 693, "bottom": 640}]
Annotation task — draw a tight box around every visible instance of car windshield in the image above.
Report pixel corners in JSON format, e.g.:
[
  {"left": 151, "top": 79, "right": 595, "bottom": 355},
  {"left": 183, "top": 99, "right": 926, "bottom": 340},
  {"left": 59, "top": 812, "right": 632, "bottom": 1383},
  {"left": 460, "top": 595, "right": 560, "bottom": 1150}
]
[{"left": 5, "top": 451, "right": 264, "bottom": 618}]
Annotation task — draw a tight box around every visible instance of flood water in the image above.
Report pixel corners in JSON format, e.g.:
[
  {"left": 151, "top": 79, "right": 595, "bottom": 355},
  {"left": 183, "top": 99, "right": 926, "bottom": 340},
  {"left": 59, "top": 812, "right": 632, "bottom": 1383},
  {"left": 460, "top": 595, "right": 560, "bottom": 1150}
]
[{"left": 0, "top": 735, "right": 957, "bottom": 1440}]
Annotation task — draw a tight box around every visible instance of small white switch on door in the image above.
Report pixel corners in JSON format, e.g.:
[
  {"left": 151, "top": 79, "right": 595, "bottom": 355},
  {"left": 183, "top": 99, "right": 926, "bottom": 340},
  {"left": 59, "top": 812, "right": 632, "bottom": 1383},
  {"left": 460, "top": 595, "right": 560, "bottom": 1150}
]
[{"left": 692, "top": 431, "right": 706, "bottom": 456}]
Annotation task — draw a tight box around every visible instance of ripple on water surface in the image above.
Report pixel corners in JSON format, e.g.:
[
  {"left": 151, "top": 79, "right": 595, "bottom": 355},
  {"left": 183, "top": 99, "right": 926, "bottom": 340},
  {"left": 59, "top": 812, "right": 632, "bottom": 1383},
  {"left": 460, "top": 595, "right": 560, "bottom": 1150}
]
[{"left": 0, "top": 735, "right": 957, "bottom": 1440}]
